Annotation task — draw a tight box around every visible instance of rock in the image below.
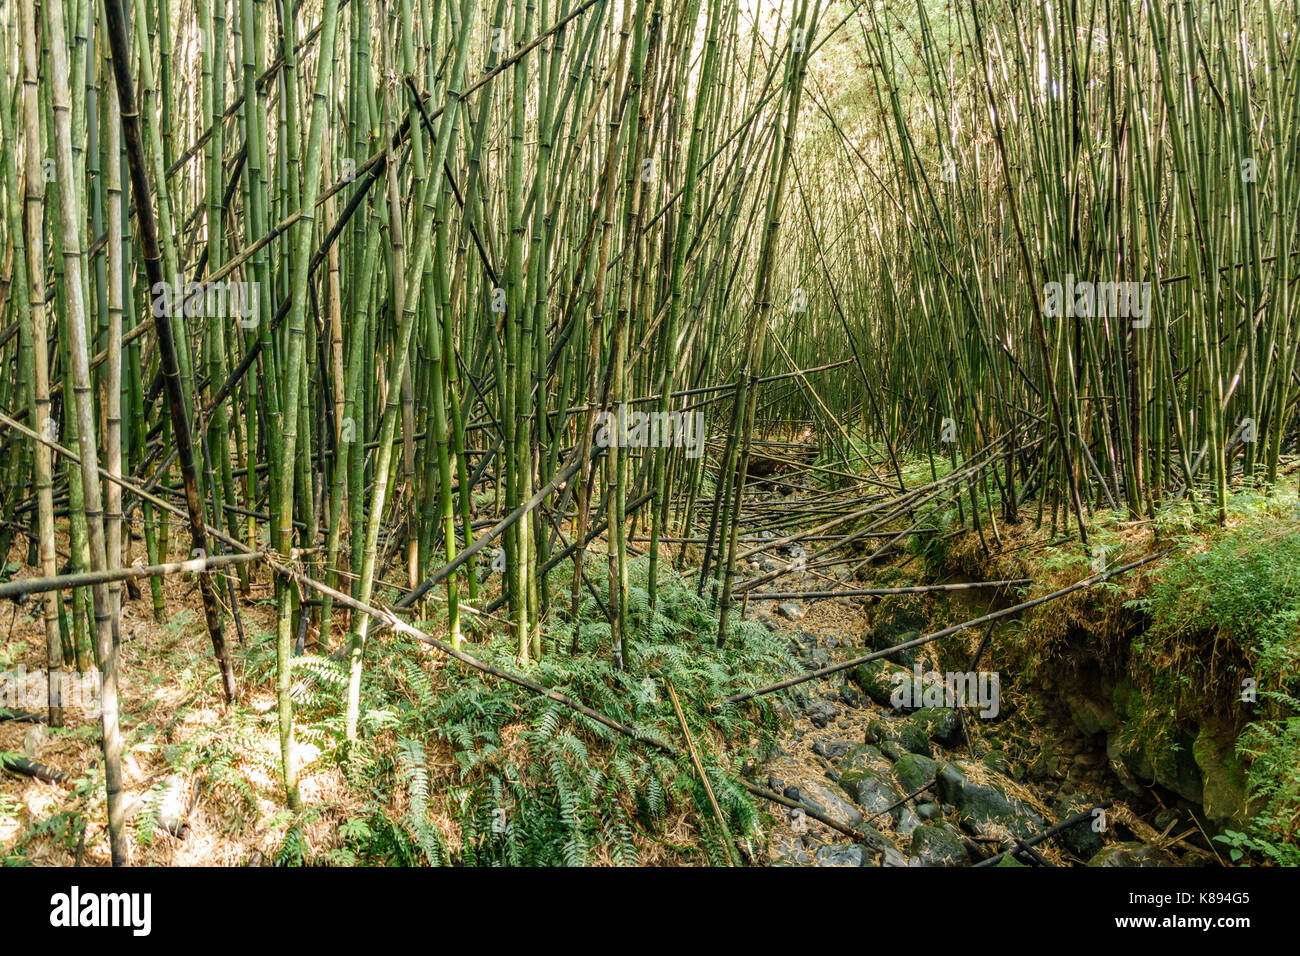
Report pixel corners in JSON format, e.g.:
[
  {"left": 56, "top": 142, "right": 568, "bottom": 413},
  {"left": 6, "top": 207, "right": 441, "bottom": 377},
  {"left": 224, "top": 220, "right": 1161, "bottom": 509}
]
[
  {"left": 1087, "top": 842, "right": 1176, "bottom": 867},
  {"left": 22, "top": 724, "right": 49, "bottom": 758},
  {"left": 799, "top": 648, "right": 831, "bottom": 670},
  {"left": 936, "top": 762, "right": 1044, "bottom": 840},
  {"left": 869, "top": 607, "right": 928, "bottom": 667},
  {"left": 1193, "top": 725, "right": 1249, "bottom": 828},
  {"left": 915, "top": 801, "right": 943, "bottom": 821},
  {"left": 803, "top": 699, "right": 841, "bottom": 728},
  {"left": 814, "top": 844, "right": 864, "bottom": 867},
  {"left": 896, "top": 806, "right": 924, "bottom": 839},
  {"left": 768, "top": 776, "right": 785, "bottom": 793},
  {"left": 981, "top": 750, "right": 1016, "bottom": 777},
  {"left": 1053, "top": 793, "right": 1104, "bottom": 860},
  {"left": 1108, "top": 722, "right": 1202, "bottom": 804},
  {"left": 838, "top": 684, "right": 863, "bottom": 708},
  {"left": 1028, "top": 738, "right": 1064, "bottom": 781},
  {"left": 851, "top": 659, "right": 914, "bottom": 706},
  {"left": 1064, "top": 692, "right": 1119, "bottom": 737},
  {"left": 796, "top": 778, "right": 867, "bottom": 829},
  {"left": 812, "top": 739, "right": 851, "bottom": 760},
  {"left": 879, "top": 741, "right": 909, "bottom": 761},
  {"left": 877, "top": 629, "right": 922, "bottom": 668},
  {"left": 865, "top": 717, "right": 933, "bottom": 758},
  {"left": 1153, "top": 808, "right": 1180, "bottom": 832},
  {"left": 880, "top": 846, "right": 911, "bottom": 867},
  {"left": 909, "top": 822, "right": 969, "bottom": 866},
  {"left": 777, "top": 601, "right": 806, "bottom": 623},
  {"left": 1152, "top": 731, "right": 1203, "bottom": 804},
  {"left": 839, "top": 765, "right": 905, "bottom": 820},
  {"left": 911, "top": 707, "right": 963, "bottom": 748},
  {"left": 783, "top": 785, "right": 802, "bottom": 802},
  {"left": 840, "top": 744, "right": 891, "bottom": 776},
  {"left": 892, "top": 753, "right": 941, "bottom": 795},
  {"left": 770, "top": 839, "right": 813, "bottom": 866}
]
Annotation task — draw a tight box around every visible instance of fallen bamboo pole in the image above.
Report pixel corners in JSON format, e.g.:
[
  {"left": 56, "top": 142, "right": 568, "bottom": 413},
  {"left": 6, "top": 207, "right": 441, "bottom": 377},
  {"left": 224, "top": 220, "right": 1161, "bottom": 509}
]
[
  {"left": 722, "top": 553, "right": 1168, "bottom": 705},
  {"left": 666, "top": 679, "right": 738, "bottom": 867},
  {"left": 266, "top": 555, "right": 676, "bottom": 753},
  {"left": 0, "top": 753, "right": 67, "bottom": 784},
  {"left": 738, "top": 779, "right": 884, "bottom": 855},
  {"left": 0, "top": 552, "right": 263, "bottom": 601},
  {"left": 972, "top": 804, "right": 1111, "bottom": 867},
  {"left": 744, "top": 579, "right": 1033, "bottom": 601}
]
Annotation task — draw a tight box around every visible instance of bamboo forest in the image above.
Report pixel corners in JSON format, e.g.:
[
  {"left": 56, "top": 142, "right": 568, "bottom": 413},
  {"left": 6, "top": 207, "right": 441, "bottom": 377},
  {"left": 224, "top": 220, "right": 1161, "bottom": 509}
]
[{"left": 0, "top": 0, "right": 1298, "bottom": 881}]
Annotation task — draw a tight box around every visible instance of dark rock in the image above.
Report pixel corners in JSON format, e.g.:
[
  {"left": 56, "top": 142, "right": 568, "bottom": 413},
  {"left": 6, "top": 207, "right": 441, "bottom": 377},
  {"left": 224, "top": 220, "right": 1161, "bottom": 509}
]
[
  {"left": 814, "top": 844, "right": 864, "bottom": 867},
  {"left": 892, "top": 753, "right": 942, "bottom": 795},
  {"left": 909, "top": 822, "right": 969, "bottom": 866},
  {"left": 1053, "top": 792, "right": 1104, "bottom": 860},
  {"left": 812, "top": 739, "right": 851, "bottom": 760},
  {"left": 936, "top": 762, "right": 1044, "bottom": 840},
  {"left": 1153, "top": 808, "right": 1180, "bottom": 832},
  {"left": 838, "top": 684, "right": 863, "bottom": 708},
  {"left": 911, "top": 707, "right": 963, "bottom": 748},
  {"left": 839, "top": 765, "right": 906, "bottom": 820},
  {"left": 1108, "top": 723, "right": 1202, "bottom": 803},
  {"left": 799, "top": 648, "right": 831, "bottom": 670},
  {"left": 866, "top": 717, "right": 933, "bottom": 758},
  {"left": 851, "top": 659, "right": 913, "bottom": 706},
  {"left": 803, "top": 699, "right": 841, "bottom": 728},
  {"left": 1087, "top": 842, "right": 1176, "bottom": 867}
]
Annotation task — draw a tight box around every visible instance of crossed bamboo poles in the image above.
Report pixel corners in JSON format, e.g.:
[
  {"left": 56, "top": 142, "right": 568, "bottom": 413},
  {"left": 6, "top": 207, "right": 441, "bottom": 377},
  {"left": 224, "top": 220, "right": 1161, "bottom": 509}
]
[{"left": 3, "top": 400, "right": 1161, "bottom": 863}]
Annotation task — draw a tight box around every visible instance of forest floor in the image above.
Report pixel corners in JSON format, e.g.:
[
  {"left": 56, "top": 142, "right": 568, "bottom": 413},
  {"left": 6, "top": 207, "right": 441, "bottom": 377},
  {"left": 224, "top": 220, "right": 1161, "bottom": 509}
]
[{"left": 3, "top": 461, "right": 1297, "bottom": 865}]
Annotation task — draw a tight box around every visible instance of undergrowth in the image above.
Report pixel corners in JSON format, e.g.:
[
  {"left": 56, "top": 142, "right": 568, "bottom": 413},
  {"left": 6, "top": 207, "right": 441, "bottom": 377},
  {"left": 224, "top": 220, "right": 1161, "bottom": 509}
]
[
  {"left": 1138, "top": 495, "right": 1300, "bottom": 864},
  {"left": 323, "top": 558, "right": 796, "bottom": 866}
]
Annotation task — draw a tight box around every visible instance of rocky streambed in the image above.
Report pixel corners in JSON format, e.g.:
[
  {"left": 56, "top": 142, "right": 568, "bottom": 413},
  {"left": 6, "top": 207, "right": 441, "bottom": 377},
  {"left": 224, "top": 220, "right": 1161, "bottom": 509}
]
[{"left": 754, "top": 627, "right": 1206, "bottom": 867}]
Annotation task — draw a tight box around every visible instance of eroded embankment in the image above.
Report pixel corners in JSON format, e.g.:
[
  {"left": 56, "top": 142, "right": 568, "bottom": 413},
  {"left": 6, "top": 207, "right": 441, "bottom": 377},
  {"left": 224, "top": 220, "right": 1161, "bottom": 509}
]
[{"left": 751, "top": 505, "right": 1292, "bottom": 866}]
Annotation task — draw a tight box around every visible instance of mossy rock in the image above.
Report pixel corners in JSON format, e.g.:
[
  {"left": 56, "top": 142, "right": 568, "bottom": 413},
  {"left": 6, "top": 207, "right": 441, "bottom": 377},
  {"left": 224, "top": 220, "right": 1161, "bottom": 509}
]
[
  {"left": 1087, "top": 842, "right": 1175, "bottom": 867},
  {"left": 1111, "top": 721, "right": 1202, "bottom": 803},
  {"left": 1193, "top": 725, "right": 1249, "bottom": 828},
  {"left": 893, "top": 753, "right": 942, "bottom": 795},
  {"left": 840, "top": 743, "right": 890, "bottom": 776},
  {"left": 866, "top": 717, "right": 933, "bottom": 758},
  {"left": 911, "top": 706, "right": 963, "bottom": 748},
  {"left": 936, "top": 762, "right": 1044, "bottom": 840},
  {"left": 1053, "top": 792, "right": 1104, "bottom": 860},
  {"left": 851, "top": 659, "right": 913, "bottom": 706},
  {"left": 839, "top": 765, "right": 905, "bottom": 820},
  {"left": 871, "top": 628, "right": 922, "bottom": 667},
  {"left": 909, "top": 822, "right": 968, "bottom": 866}
]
